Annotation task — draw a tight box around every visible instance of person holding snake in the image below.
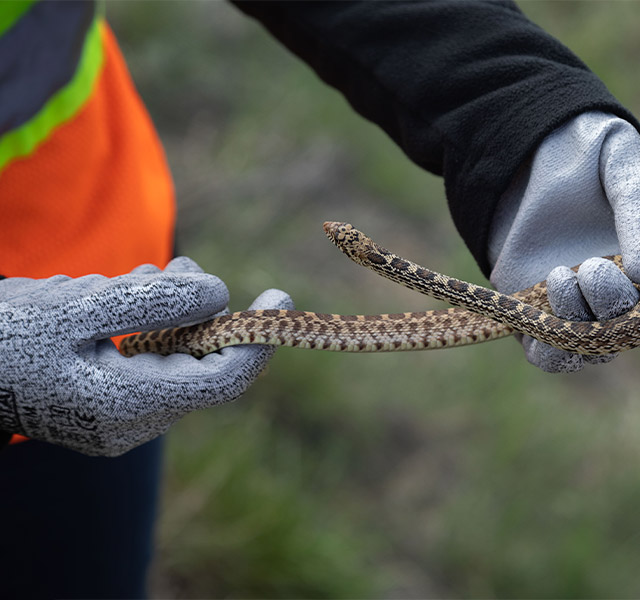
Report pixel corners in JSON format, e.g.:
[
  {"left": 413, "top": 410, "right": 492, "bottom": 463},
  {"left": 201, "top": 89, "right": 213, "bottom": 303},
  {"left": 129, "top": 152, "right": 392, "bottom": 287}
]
[{"left": 1, "top": 1, "right": 640, "bottom": 597}]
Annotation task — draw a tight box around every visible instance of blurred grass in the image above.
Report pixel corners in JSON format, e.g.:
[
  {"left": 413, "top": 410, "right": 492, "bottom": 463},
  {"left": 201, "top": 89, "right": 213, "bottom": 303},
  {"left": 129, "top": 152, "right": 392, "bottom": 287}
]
[{"left": 106, "top": 2, "right": 640, "bottom": 598}]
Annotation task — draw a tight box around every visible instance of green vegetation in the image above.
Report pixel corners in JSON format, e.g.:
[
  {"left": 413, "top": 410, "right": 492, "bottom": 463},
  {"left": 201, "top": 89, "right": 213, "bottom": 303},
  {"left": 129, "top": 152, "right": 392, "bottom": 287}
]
[{"left": 107, "top": 2, "right": 640, "bottom": 597}]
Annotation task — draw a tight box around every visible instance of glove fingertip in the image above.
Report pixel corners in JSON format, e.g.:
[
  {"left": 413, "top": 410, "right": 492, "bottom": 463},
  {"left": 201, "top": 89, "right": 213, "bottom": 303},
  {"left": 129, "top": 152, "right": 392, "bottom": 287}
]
[
  {"left": 163, "top": 256, "right": 206, "bottom": 275},
  {"left": 621, "top": 258, "right": 640, "bottom": 284},
  {"left": 248, "top": 288, "right": 294, "bottom": 311},
  {"left": 577, "top": 257, "right": 639, "bottom": 319},
  {"left": 130, "top": 263, "right": 162, "bottom": 275},
  {"left": 546, "top": 266, "right": 592, "bottom": 321},
  {"left": 522, "top": 337, "right": 584, "bottom": 374}
]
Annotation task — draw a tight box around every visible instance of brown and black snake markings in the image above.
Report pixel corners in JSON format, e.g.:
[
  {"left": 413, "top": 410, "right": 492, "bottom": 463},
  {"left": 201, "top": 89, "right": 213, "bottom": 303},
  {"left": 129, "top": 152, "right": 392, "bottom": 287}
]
[{"left": 119, "top": 222, "right": 640, "bottom": 358}]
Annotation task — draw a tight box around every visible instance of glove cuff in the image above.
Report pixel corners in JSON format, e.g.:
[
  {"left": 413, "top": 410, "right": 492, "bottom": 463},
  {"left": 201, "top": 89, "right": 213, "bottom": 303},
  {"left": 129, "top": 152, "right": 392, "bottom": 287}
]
[
  {"left": 488, "top": 111, "right": 624, "bottom": 293},
  {"left": 0, "top": 274, "right": 13, "bottom": 450}
]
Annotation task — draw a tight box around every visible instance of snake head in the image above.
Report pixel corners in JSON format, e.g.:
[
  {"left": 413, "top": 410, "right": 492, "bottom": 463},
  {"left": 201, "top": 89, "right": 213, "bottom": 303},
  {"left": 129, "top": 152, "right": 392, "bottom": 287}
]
[
  {"left": 323, "top": 221, "right": 364, "bottom": 262},
  {"left": 323, "top": 221, "right": 382, "bottom": 266},
  {"left": 323, "top": 221, "right": 353, "bottom": 245}
]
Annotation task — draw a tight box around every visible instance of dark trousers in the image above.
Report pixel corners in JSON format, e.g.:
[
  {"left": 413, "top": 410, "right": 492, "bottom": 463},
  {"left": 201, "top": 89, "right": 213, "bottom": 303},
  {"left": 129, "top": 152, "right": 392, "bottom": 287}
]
[{"left": 0, "top": 437, "right": 163, "bottom": 599}]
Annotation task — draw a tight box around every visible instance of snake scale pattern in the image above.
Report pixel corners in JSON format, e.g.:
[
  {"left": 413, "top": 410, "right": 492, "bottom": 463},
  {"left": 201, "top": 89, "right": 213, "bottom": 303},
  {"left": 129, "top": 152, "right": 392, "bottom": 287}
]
[{"left": 119, "top": 222, "right": 640, "bottom": 358}]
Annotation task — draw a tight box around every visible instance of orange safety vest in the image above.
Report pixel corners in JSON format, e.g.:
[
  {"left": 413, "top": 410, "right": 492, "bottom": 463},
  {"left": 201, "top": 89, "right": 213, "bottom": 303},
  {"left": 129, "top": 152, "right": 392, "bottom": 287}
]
[{"left": 0, "top": 3, "right": 176, "bottom": 443}]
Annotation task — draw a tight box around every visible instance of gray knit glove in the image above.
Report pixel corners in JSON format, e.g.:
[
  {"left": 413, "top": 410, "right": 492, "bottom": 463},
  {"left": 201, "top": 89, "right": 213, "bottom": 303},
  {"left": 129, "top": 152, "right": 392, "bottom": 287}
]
[
  {"left": 0, "top": 257, "right": 292, "bottom": 456},
  {"left": 489, "top": 111, "right": 640, "bottom": 372}
]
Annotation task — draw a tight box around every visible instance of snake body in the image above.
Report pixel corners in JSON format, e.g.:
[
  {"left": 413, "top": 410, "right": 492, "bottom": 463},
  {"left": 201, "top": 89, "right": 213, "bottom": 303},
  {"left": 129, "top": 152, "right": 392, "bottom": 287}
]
[{"left": 119, "top": 222, "right": 640, "bottom": 358}]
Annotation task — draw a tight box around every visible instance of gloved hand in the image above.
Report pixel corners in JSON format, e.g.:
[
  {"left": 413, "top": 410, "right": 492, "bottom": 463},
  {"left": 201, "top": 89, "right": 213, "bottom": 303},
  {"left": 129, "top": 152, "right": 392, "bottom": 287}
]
[
  {"left": 0, "top": 257, "right": 293, "bottom": 456},
  {"left": 489, "top": 111, "right": 640, "bottom": 373}
]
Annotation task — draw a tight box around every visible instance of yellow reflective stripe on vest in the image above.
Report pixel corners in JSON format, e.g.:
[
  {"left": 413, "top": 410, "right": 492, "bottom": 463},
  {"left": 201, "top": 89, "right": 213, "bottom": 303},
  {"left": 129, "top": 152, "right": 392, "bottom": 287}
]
[{"left": 0, "top": 16, "right": 104, "bottom": 172}]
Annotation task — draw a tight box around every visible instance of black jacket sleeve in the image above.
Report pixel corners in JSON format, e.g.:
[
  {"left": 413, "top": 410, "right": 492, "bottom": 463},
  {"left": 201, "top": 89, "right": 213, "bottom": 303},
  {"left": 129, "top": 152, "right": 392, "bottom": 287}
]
[{"left": 231, "top": 0, "right": 640, "bottom": 276}]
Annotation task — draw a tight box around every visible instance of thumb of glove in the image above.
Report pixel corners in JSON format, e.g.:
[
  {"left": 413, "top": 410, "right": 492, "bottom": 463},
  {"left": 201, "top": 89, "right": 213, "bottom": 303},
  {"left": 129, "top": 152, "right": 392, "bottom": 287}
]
[{"left": 75, "top": 258, "right": 230, "bottom": 340}]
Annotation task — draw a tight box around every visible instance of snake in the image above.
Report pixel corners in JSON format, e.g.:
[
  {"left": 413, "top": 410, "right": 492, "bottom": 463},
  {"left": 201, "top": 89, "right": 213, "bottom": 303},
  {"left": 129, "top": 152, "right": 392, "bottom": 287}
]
[{"left": 118, "top": 222, "right": 640, "bottom": 358}]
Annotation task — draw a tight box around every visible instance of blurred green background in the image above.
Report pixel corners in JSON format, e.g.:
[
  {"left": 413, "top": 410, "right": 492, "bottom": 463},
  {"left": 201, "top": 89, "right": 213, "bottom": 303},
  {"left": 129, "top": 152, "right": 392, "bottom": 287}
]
[{"left": 106, "top": 2, "right": 640, "bottom": 598}]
